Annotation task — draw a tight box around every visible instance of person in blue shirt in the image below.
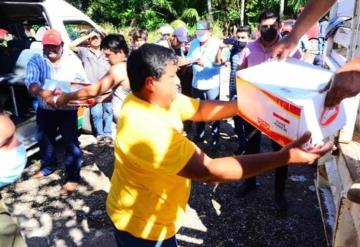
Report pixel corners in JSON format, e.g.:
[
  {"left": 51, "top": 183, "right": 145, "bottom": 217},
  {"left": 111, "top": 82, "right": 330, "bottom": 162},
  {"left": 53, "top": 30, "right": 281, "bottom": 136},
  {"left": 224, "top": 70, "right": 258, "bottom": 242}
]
[{"left": 187, "top": 20, "right": 223, "bottom": 148}]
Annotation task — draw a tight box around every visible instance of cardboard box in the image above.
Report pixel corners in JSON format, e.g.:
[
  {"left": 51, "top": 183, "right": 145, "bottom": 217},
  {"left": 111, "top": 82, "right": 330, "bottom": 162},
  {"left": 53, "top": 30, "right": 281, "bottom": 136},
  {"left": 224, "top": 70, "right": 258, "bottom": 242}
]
[
  {"left": 43, "top": 79, "right": 96, "bottom": 106},
  {"left": 236, "top": 58, "right": 346, "bottom": 146}
]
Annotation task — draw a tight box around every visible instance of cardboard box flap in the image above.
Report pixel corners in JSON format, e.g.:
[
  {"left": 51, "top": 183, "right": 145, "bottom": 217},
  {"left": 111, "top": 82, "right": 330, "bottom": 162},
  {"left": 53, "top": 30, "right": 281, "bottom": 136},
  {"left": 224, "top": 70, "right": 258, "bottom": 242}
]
[{"left": 237, "top": 58, "right": 333, "bottom": 93}]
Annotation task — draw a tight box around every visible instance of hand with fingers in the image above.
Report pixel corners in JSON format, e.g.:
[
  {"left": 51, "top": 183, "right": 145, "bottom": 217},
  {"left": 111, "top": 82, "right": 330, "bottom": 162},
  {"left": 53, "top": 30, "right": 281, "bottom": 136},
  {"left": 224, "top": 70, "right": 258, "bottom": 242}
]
[
  {"left": 271, "top": 34, "right": 299, "bottom": 61},
  {"left": 280, "top": 132, "right": 333, "bottom": 166},
  {"left": 320, "top": 70, "right": 360, "bottom": 108}
]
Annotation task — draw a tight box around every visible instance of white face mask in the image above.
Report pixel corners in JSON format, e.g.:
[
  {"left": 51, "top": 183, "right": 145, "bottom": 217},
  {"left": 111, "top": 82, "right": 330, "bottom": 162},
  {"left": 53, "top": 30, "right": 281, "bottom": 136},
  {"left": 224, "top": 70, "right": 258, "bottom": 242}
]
[
  {"left": 196, "top": 30, "right": 209, "bottom": 42},
  {"left": 0, "top": 144, "right": 27, "bottom": 188}
]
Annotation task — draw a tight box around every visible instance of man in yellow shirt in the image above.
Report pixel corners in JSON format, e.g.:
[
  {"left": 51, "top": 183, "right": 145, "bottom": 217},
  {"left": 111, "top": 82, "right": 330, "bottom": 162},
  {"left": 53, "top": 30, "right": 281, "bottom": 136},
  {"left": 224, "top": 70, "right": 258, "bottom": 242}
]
[{"left": 106, "top": 44, "right": 333, "bottom": 246}]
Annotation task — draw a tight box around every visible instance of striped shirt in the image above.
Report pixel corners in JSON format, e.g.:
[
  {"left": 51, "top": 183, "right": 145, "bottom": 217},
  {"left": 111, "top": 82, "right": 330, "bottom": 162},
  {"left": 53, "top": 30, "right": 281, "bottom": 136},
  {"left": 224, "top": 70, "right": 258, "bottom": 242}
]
[{"left": 25, "top": 51, "right": 88, "bottom": 110}]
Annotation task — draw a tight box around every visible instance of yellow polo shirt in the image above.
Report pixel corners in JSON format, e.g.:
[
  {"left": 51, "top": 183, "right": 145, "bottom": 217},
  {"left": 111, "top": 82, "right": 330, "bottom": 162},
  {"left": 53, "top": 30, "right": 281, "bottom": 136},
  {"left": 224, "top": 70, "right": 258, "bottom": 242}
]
[{"left": 106, "top": 93, "right": 199, "bottom": 241}]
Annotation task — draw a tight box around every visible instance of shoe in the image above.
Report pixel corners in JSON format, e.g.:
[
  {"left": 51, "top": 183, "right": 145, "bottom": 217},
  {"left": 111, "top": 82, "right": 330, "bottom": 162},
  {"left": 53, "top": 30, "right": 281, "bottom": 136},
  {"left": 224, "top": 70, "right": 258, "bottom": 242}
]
[
  {"left": 96, "top": 136, "right": 106, "bottom": 144},
  {"left": 235, "top": 181, "right": 257, "bottom": 198},
  {"left": 104, "top": 136, "right": 114, "bottom": 145},
  {"left": 60, "top": 182, "right": 78, "bottom": 197},
  {"left": 347, "top": 183, "right": 360, "bottom": 204},
  {"left": 274, "top": 194, "right": 288, "bottom": 212}
]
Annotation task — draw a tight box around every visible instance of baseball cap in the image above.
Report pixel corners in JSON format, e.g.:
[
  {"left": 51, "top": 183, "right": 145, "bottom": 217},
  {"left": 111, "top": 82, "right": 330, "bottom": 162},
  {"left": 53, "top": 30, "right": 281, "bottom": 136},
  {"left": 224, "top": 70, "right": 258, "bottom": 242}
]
[
  {"left": 0, "top": 29, "right": 8, "bottom": 39},
  {"left": 159, "top": 25, "right": 174, "bottom": 35},
  {"left": 196, "top": 20, "right": 211, "bottom": 30},
  {"left": 42, "top": 29, "right": 62, "bottom": 46},
  {"left": 173, "top": 27, "right": 188, "bottom": 42}
]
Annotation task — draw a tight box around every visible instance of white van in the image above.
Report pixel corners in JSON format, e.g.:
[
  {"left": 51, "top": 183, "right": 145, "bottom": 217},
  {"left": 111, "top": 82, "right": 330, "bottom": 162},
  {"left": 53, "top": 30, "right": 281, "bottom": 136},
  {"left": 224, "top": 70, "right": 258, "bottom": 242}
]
[{"left": 0, "top": 0, "right": 102, "bottom": 155}]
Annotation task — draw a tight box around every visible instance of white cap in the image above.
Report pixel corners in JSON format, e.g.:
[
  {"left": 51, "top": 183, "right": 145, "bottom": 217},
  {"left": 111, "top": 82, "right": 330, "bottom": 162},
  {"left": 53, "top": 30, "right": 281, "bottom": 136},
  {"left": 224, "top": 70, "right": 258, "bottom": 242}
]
[
  {"left": 173, "top": 27, "right": 188, "bottom": 42},
  {"left": 159, "top": 25, "right": 174, "bottom": 35}
]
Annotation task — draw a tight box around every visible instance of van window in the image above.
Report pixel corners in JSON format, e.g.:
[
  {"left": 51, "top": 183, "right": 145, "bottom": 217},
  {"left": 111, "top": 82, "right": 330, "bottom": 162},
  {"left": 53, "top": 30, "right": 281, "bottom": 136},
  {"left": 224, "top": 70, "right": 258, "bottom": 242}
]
[{"left": 63, "top": 20, "right": 94, "bottom": 41}]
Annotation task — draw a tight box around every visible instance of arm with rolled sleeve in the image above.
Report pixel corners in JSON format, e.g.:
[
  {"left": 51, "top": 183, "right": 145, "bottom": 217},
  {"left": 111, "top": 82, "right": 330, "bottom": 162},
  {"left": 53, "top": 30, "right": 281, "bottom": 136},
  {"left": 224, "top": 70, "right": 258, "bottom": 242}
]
[{"left": 25, "top": 55, "right": 53, "bottom": 102}]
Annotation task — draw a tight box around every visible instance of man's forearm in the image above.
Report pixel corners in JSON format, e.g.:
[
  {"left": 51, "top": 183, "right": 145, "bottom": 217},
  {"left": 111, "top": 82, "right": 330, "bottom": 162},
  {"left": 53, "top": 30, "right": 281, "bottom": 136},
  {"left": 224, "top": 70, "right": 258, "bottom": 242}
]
[
  {"left": 192, "top": 100, "right": 238, "bottom": 122},
  {"left": 290, "top": 0, "right": 335, "bottom": 41},
  {"left": 200, "top": 151, "right": 287, "bottom": 183},
  {"left": 29, "top": 83, "right": 47, "bottom": 98},
  {"left": 70, "top": 34, "right": 91, "bottom": 50},
  {"left": 66, "top": 86, "right": 99, "bottom": 101},
  {"left": 215, "top": 47, "right": 223, "bottom": 65}
]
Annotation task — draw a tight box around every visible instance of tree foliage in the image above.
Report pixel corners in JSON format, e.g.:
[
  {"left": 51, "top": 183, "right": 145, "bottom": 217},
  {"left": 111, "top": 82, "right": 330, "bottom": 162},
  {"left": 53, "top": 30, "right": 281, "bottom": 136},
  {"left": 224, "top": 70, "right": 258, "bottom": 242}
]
[{"left": 66, "top": 0, "right": 308, "bottom": 31}]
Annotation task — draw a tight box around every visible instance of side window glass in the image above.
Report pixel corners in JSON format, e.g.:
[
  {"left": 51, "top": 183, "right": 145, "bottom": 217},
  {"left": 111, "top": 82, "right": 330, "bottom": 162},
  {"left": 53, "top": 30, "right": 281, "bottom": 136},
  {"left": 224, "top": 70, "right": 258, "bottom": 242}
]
[{"left": 63, "top": 21, "right": 94, "bottom": 41}]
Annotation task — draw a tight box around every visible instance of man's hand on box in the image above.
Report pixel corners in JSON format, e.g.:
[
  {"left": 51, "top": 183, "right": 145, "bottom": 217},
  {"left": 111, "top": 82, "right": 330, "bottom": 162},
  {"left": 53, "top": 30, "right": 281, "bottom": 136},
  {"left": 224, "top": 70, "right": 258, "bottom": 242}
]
[
  {"left": 271, "top": 34, "right": 299, "bottom": 61},
  {"left": 321, "top": 71, "right": 360, "bottom": 108},
  {"left": 280, "top": 132, "right": 333, "bottom": 166}
]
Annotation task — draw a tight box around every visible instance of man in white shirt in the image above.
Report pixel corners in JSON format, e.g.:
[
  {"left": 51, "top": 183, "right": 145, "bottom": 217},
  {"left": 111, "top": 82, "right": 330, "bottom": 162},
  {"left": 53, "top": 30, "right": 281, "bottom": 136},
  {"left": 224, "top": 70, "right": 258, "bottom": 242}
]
[{"left": 25, "top": 29, "right": 87, "bottom": 196}]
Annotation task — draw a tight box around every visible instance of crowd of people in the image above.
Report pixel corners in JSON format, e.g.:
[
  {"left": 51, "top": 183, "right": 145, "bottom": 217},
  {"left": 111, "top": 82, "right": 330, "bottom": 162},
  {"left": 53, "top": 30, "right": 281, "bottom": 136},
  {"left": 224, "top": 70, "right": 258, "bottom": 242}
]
[{"left": 2, "top": 0, "right": 360, "bottom": 246}]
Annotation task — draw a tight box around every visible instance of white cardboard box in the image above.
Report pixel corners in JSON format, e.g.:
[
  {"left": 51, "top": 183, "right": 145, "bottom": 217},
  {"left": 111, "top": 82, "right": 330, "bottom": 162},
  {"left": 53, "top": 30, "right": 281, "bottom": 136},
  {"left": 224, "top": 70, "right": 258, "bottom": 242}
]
[{"left": 236, "top": 58, "right": 347, "bottom": 146}]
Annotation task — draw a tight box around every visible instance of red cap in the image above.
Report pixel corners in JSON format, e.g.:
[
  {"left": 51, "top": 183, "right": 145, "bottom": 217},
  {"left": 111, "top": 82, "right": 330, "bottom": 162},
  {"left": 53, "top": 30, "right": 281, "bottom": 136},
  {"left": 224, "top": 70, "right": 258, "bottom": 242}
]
[
  {"left": 0, "top": 29, "right": 8, "bottom": 39},
  {"left": 42, "top": 29, "right": 62, "bottom": 45}
]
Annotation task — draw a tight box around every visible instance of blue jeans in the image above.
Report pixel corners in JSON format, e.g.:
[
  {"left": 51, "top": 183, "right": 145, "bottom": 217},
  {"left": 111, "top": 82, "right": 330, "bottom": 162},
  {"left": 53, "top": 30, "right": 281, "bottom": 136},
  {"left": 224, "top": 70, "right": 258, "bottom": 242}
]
[
  {"left": 113, "top": 228, "right": 178, "bottom": 247},
  {"left": 229, "top": 87, "right": 247, "bottom": 152},
  {"left": 90, "top": 103, "right": 113, "bottom": 136},
  {"left": 191, "top": 87, "right": 220, "bottom": 144},
  {"left": 36, "top": 108, "right": 82, "bottom": 182}
]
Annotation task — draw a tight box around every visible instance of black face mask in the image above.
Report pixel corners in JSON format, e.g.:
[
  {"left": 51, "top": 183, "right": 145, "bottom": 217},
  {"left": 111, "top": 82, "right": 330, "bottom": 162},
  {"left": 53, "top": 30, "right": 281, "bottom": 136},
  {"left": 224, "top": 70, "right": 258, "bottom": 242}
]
[
  {"left": 237, "top": 41, "right": 247, "bottom": 48},
  {"left": 260, "top": 27, "right": 278, "bottom": 42}
]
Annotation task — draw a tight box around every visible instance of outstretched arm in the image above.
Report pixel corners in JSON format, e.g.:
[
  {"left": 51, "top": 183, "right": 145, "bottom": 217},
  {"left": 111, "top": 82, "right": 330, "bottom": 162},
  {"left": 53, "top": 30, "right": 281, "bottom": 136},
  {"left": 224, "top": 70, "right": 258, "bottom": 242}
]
[
  {"left": 56, "top": 65, "right": 126, "bottom": 106},
  {"left": 272, "top": 0, "right": 336, "bottom": 60},
  {"left": 191, "top": 100, "right": 238, "bottom": 122},
  {"left": 178, "top": 132, "right": 333, "bottom": 183}
]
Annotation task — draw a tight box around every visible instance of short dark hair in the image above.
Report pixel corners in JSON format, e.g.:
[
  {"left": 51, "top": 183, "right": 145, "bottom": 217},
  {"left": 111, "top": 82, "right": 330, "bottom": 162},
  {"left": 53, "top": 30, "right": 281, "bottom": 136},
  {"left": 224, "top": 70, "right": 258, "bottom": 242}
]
[
  {"left": 236, "top": 25, "right": 251, "bottom": 35},
  {"left": 132, "top": 29, "right": 148, "bottom": 41},
  {"left": 259, "top": 10, "right": 280, "bottom": 23},
  {"left": 127, "top": 44, "right": 177, "bottom": 92},
  {"left": 101, "top": 34, "right": 129, "bottom": 56}
]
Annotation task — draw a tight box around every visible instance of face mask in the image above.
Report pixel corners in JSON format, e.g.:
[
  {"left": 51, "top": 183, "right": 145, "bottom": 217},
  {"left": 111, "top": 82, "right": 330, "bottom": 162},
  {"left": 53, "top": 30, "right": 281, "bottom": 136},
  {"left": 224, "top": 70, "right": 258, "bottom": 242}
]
[
  {"left": 0, "top": 144, "right": 27, "bottom": 188},
  {"left": 196, "top": 30, "right": 209, "bottom": 43},
  {"left": 238, "top": 41, "right": 247, "bottom": 48},
  {"left": 260, "top": 27, "right": 278, "bottom": 42}
]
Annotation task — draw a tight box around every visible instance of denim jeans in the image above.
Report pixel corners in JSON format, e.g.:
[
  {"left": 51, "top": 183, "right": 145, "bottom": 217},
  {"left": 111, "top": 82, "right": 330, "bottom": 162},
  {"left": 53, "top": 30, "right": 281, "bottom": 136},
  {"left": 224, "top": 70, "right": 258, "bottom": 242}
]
[
  {"left": 229, "top": 86, "right": 247, "bottom": 152},
  {"left": 36, "top": 108, "right": 82, "bottom": 182},
  {"left": 191, "top": 87, "right": 220, "bottom": 144},
  {"left": 113, "top": 228, "right": 178, "bottom": 247},
  {"left": 90, "top": 102, "right": 113, "bottom": 136}
]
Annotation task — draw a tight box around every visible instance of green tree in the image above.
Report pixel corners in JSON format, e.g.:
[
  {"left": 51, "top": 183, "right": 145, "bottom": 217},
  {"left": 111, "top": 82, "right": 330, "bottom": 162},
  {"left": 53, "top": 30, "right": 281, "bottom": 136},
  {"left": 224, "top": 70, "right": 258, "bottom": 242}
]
[{"left": 65, "top": 0, "right": 308, "bottom": 31}]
